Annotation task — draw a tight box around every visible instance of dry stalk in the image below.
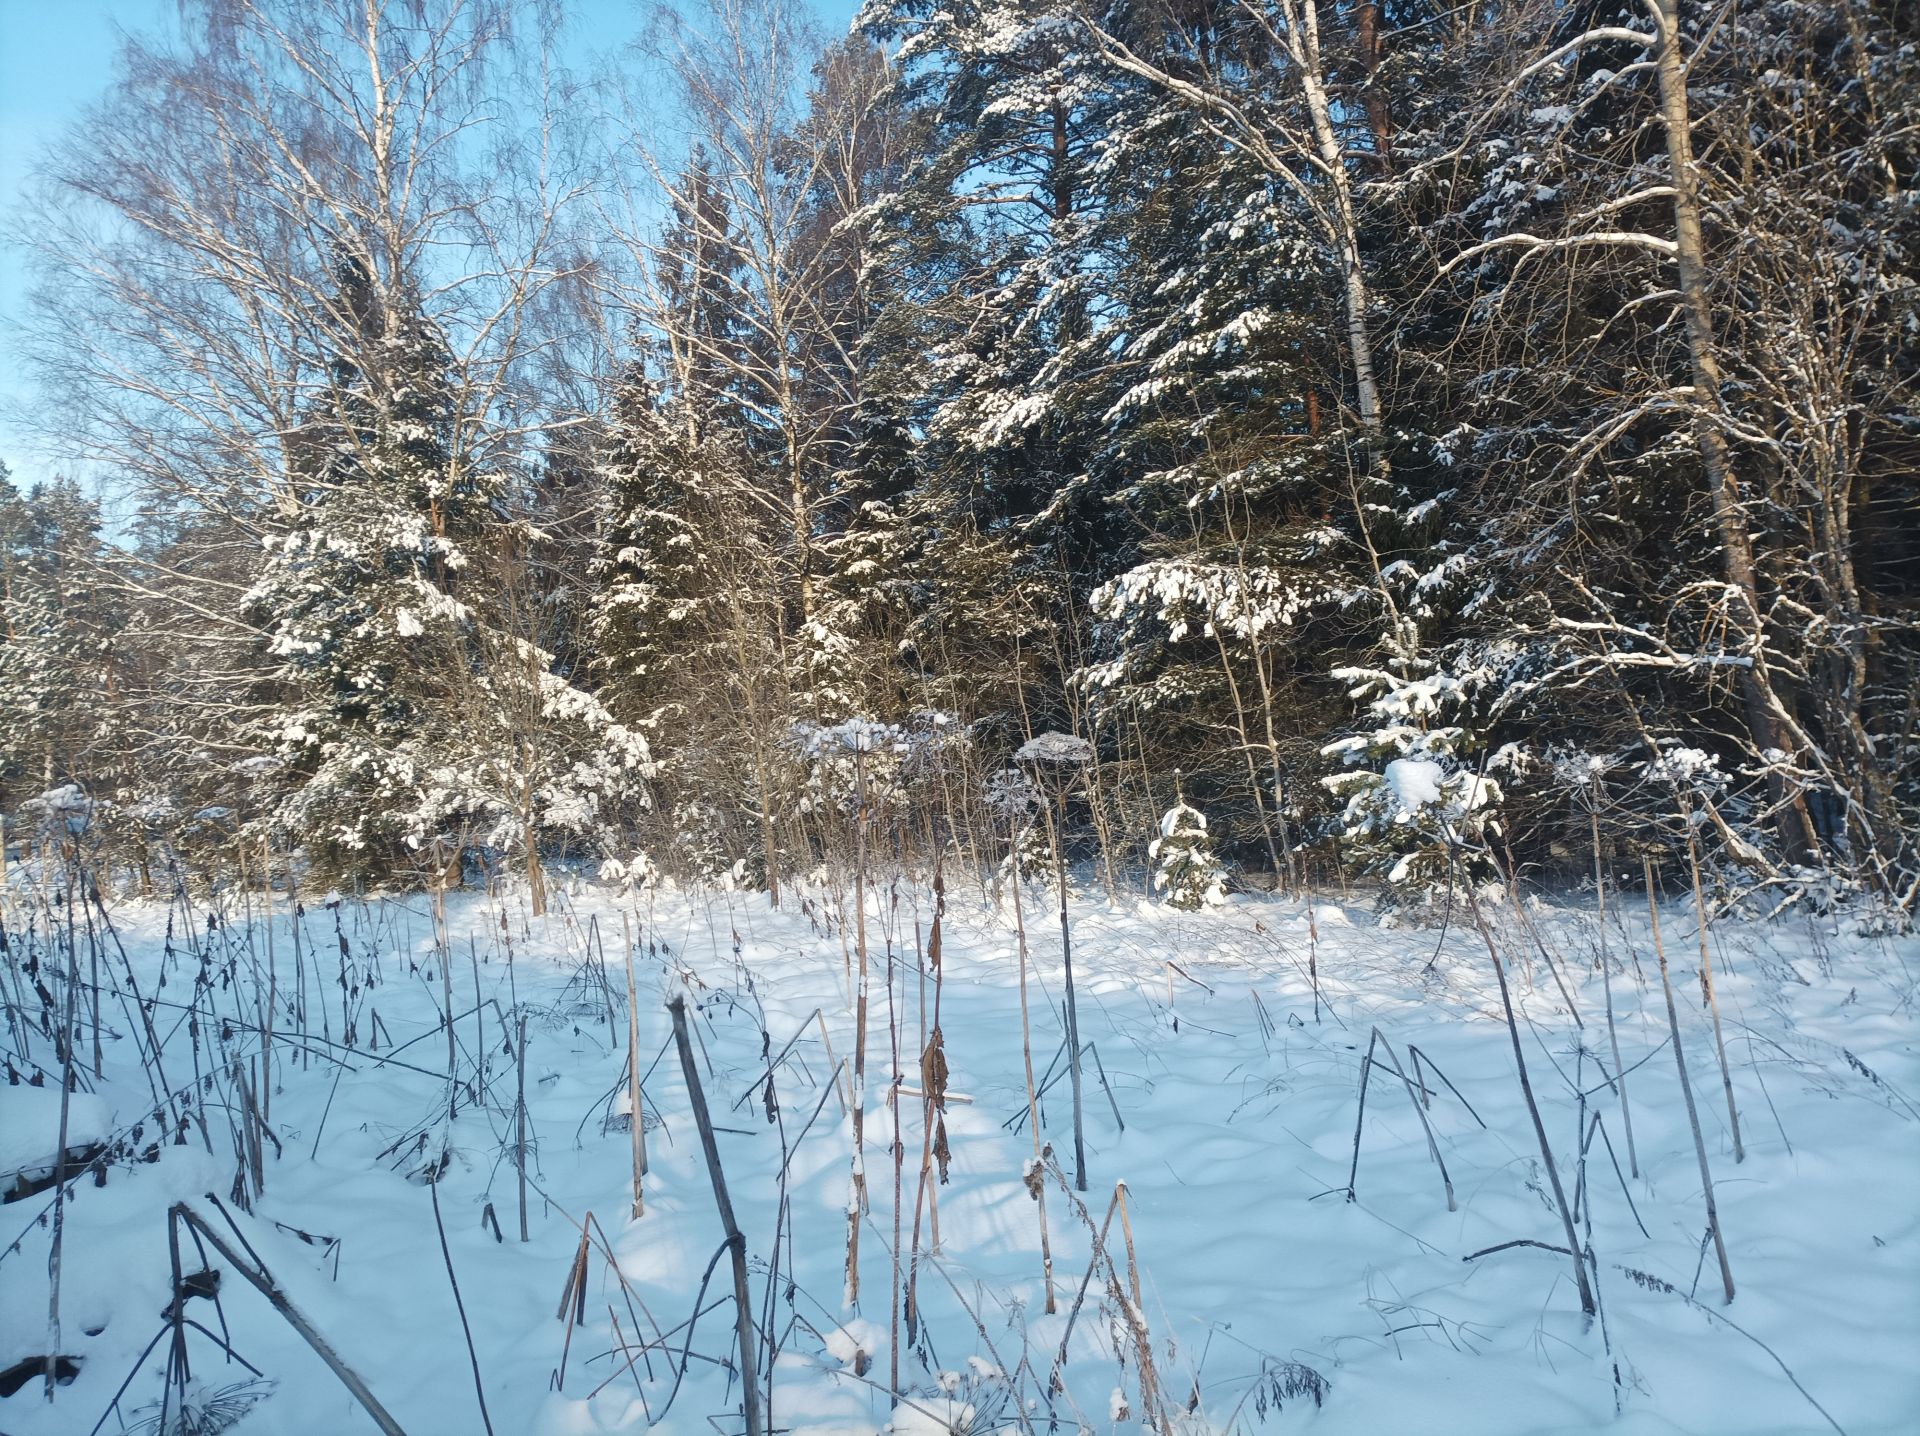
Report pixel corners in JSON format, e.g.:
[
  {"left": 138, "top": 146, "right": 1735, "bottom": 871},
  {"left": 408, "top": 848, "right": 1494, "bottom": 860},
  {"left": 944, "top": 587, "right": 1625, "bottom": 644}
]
[
  {"left": 1009, "top": 828, "right": 1058, "bottom": 1314},
  {"left": 623, "top": 912, "right": 647, "bottom": 1219},
  {"left": 1465, "top": 883, "right": 1596, "bottom": 1317},
  {"left": 843, "top": 746, "right": 876, "bottom": 1308},
  {"left": 1684, "top": 811, "right": 1745, "bottom": 1163},
  {"left": 1593, "top": 807, "right": 1640, "bottom": 1177},
  {"left": 1644, "top": 857, "right": 1736, "bottom": 1304},
  {"left": 668, "top": 994, "right": 765, "bottom": 1436},
  {"left": 516, "top": 1014, "right": 530, "bottom": 1242}
]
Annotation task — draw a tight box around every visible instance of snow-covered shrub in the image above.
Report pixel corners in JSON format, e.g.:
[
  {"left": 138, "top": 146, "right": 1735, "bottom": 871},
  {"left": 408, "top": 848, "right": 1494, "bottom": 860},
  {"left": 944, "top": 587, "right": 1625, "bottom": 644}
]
[
  {"left": 19, "top": 782, "right": 95, "bottom": 838},
  {"left": 1321, "top": 660, "right": 1502, "bottom": 899},
  {"left": 1150, "top": 791, "right": 1227, "bottom": 910},
  {"left": 599, "top": 851, "right": 661, "bottom": 894}
]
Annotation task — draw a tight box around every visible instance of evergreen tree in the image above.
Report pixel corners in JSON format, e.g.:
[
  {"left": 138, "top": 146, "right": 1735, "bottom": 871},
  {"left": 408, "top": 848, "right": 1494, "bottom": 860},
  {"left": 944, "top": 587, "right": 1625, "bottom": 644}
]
[
  {"left": 1320, "top": 658, "right": 1503, "bottom": 905},
  {"left": 1149, "top": 778, "right": 1228, "bottom": 910},
  {"left": 244, "top": 251, "right": 500, "bottom": 874},
  {"left": 1075, "top": 16, "right": 1368, "bottom": 868},
  {"left": 591, "top": 366, "right": 734, "bottom": 727},
  {"left": 0, "top": 468, "right": 125, "bottom": 815}
]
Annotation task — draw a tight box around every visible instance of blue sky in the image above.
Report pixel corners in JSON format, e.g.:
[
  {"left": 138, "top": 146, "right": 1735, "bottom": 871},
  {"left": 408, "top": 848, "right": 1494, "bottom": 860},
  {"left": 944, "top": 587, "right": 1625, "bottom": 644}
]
[
  {"left": 0, "top": 0, "right": 860, "bottom": 495},
  {"left": 0, "top": 0, "right": 141, "bottom": 489}
]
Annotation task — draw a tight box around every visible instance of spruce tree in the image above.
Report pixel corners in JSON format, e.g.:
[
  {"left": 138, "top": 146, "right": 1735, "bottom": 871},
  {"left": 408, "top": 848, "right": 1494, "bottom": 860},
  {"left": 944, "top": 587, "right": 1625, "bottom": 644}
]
[
  {"left": 591, "top": 366, "right": 732, "bottom": 728},
  {"left": 0, "top": 468, "right": 124, "bottom": 817},
  {"left": 245, "top": 250, "right": 496, "bottom": 875},
  {"left": 1150, "top": 777, "right": 1228, "bottom": 911}
]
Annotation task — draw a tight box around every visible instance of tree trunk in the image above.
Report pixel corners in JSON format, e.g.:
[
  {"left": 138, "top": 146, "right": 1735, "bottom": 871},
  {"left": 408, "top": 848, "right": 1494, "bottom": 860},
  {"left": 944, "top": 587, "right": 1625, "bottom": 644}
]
[
  {"left": 1355, "top": 2, "right": 1394, "bottom": 171},
  {"left": 523, "top": 789, "right": 547, "bottom": 918},
  {"left": 1288, "top": 0, "right": 1385, "bottom": 456},
  {"left": 1650, "top": 0, "right": 1815, "bottom": 863}
]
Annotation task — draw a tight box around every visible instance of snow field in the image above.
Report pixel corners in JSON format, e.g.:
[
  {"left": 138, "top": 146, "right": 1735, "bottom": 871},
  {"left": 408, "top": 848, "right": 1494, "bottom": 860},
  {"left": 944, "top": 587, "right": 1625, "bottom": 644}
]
[{"left": 1, "top": 880, "right": 1915, "bottom": 1435}]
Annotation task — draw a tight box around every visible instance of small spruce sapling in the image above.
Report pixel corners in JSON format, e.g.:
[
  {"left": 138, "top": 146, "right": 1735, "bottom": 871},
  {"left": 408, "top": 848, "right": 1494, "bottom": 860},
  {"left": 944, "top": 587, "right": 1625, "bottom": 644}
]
[
  {"left": 1321, "top": 658, "right": 1503, "bottom": 907},
  {"left": 1149, "top": 775, "right": 1227, "bottom": 911}
]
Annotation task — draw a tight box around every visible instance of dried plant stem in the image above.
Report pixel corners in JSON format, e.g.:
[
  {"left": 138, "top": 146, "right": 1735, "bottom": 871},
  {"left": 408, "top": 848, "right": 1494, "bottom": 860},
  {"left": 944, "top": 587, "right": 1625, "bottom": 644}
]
[
  {"left": 1044, "top": 798, "right": 1088, "bottom": 1192},
  {"left": 1466, "top": 884, "right": 1596, "bottom": 1317},
  {"left": 623, "top": 914, "right": 647, "bottom": 1219},
  {"left": 668, "top": 995, "right": 765, "bottom": 1436},
  {"left": 554, "top": 1226, "right": 591, "bottom": 1388},
  {"left": 290, "top": 844, "right": 308, "bottom": 1069},
  {"left": 516, "top": 1014, "right": 531, "bottom": 1242},
  {"left": 1611, "top": 1262, "right": 1842, "bottom": 1434},
  {"left": 467, "top": 937, "right": 485, "bottom": 1089},
  {"left": 1009, "top": 832, "right": 1058, "bottom": 1314},
  {"left": 1645, "top": 858, "right": 1736, "bottom": 1304},
  {"left": 1496, "top": 847, "right": 1583, "bottom": 1026},
  {"left": 882, "top": 914, "right": 904, "bottom": 1398},
  {"left": 232, "top": 1059, "right": 267, "bottom": 1203},
  {"left": 46, "top": 863, "right": 81, "bottom": 1400},
  {"left": 1358, "top": 1028, "right": 1457, "bottom": 1211},
  {"left": 906, "top": 870, "right": 949, "bottom": 1343},
  {"left": 814, "top": 1011, "right": 851, "bottom": 1115},
  {"left": 430, "top": 1171, "right": 496, "bottom": 1436},
  {"left": 1115, "top": 1183, "right": 1167, "bottom": 1434},
  {"left": 435, "top": 900, "right": 458, "bottom": 1123},
  {"left": 1053, "top": 1183, "right": 1121, "bottom": 1377},
  {"left": 260, "top": 839, "right": 276, "bottom": 1124},
  {"left": 1305, "top": 887, "right": 1322, "bottom": 1024},
  {"left": 1407, "top": 1044, "right": 1486, "bottom": 1128},
  {"left": 171, "top": 1202, "right": 408, "bottom": 1435},
  {"left": 1684, "top": 814, "right": 1745, "bottom": 1163},
  {"left": 845, "top": 749, "right": 872, "bottom": 1308},
  {"left": 1593, "top": 808, "right": 1640, "bottom": 1177}
]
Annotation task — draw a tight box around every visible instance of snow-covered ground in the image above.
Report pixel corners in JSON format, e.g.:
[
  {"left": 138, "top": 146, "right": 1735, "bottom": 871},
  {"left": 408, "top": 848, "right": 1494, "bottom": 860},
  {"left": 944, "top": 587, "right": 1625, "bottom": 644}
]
[{"left": 2, "top": 876, "right": 1916, "bottom": 1435}]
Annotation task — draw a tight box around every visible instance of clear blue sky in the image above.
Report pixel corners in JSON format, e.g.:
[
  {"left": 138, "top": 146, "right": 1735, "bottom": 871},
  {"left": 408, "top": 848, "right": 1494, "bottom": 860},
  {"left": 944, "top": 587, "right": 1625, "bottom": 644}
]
[
  {"left": 0, "top": 0, "right": 141, "bottom": 490},
  {"left": 0, "top": 0, "right": 858, "bottom": 495}
]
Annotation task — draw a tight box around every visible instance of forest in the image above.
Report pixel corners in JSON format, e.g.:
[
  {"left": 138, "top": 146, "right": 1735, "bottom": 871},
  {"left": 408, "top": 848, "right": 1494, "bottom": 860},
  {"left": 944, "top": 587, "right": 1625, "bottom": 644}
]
[
  {"left": 0, "top": 1, "right": 1916, "bottom": 1434},
  {"left": 0, "top": 0, "right": 1912, "bottom": 910}
]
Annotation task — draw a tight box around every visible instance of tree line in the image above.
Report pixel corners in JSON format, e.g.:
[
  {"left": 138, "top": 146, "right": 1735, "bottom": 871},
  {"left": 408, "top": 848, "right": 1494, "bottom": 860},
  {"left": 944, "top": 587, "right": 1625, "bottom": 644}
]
[{"left": 3, "top": 0, "right": 1914, "bottom": 914}]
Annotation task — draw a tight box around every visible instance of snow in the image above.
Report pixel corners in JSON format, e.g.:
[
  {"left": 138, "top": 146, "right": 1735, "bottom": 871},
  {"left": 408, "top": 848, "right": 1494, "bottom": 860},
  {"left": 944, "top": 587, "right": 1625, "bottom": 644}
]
[
  {"left": 1649, "top": 746, "right": 1724, "bottom": 789},
  {"left": 20, "top": 784, "right": 93, "bottom": 833},
  {"left": 1382, "top": 757, "right": 1443, "bottom": 816},
  {"left": 1013, "top": 731, "right": 1094, "bottom": 766},
  {"left": 0, "top": 1085, "right": 112, "bottom": 1182},
  {"left": 823, "top": 1319, "right": 884, "bottom": 1370},
  {"left": 2, "top": 879, "right": 1916, "bottom": 1435}
]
